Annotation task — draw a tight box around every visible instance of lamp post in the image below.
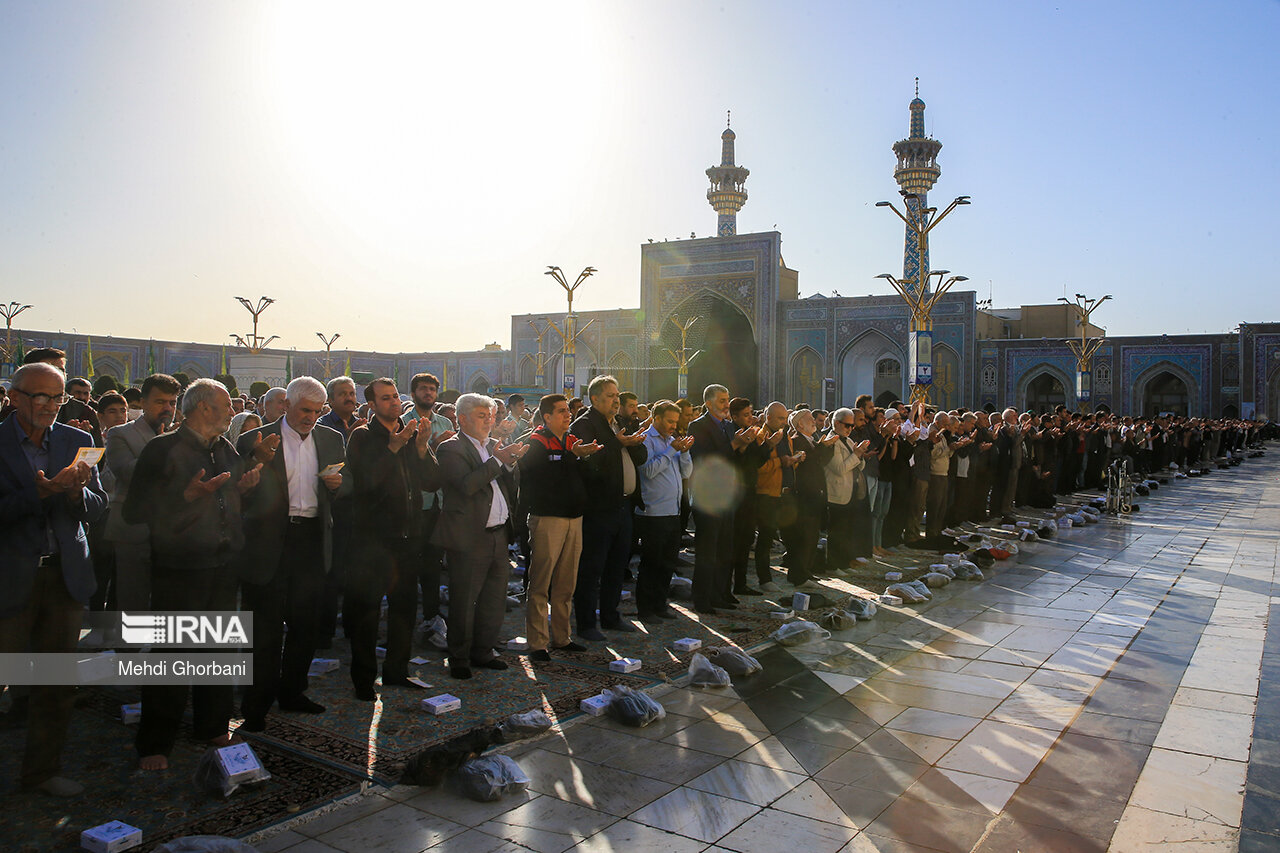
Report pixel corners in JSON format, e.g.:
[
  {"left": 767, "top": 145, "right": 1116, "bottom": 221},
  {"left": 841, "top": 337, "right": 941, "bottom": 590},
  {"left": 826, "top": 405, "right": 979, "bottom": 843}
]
[
  {"left": 874, "top": 193, "right": 970, "bottom": 405},
  {"left": 0, "top": 301, "right": 33, "bottom": 367},
  {"left": 527, "top": 319, "right": 556, "bottom": 390},
  {"left": 1058, "top": 293, "right": 1111, "bottom": 405},
  {"left": 316, "top": 332, "right": 341, "bottom": 379},
  {"left": 543, "top": 316, "right": 594, "bottom": 396},
  {"left": 544, "top": 265, "right": 596, "bottom": 395},
  {"left": 231, "top": 296, "right": 279, "bottom": 353},
  {"left": 663, "top": 316, "right": 703, "bottom": 399}
]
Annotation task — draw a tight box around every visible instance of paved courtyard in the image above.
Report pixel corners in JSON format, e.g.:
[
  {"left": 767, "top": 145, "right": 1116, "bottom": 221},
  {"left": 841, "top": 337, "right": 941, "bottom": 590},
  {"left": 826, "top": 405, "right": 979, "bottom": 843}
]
[{"left": 252, "top": 453, "right": 1279, "bottom": 853}]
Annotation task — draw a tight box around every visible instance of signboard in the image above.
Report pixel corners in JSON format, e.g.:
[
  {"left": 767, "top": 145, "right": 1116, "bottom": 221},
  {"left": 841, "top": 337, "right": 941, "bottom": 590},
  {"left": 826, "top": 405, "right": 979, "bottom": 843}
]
[
  {"left": 563, "top": 374, "right": 576, "bottom": 391},
  {"left": 908, "top": 330, "right": 933, "bottom": 386}
]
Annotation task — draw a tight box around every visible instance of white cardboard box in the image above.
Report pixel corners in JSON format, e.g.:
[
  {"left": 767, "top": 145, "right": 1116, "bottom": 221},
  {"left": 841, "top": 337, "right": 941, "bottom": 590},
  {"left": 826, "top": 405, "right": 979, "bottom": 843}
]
[
  {"left": 792, "top": 592, "right": 811, "bottom": 611},
  {"left": 506, "top": 637, "right": 529, "bottom": 651},
  {"left": 769, "top": 610, "right": 796, "bottom": 620},
  {"left": 409, "top": 656, "right": 431, "bottom": 666},
  {"left": 120, "top": 703, "right": 141, "bottom": 725},
  {"left": 609, "top": 658, "right": 641, "bottom": 673},
  {"left": 879, "top": 594, "right": 904, "bottom": 606},
  {"left": 672, "top": 638, "right": 702, "bottom": 653},
  {"left": 421, "top": 694, "right": 461, "bottom": 715},
  {"left": 579, "top": 693, "right": 611, "bottom": 716},
  {"left": 215, "top": 742, "right": 264, "bottom": 785},
  {"left": 81, "top": 820, "right": 142, "bottom": 853},
  {"left": 308, "top": 658, "right": 339, "bottom": 676},
  {"left": 375, "top": 646, "right": 387, "bottom": 659},
  {"left": 619, "top": 590, "right": 632, "bottom": 601}
]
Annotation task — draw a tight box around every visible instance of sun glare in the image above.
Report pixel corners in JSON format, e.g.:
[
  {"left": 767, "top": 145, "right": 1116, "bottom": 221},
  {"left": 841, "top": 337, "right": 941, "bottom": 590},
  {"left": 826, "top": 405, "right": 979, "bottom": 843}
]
[{"left": 258, "top": 1, "right": 612, "bottom": 257}]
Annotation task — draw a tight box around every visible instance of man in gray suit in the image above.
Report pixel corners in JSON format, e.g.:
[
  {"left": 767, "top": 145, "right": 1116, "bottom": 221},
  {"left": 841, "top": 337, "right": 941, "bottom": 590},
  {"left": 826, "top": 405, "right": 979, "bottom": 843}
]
[
  {"left": 432, "top": 393, "right": 527, "bottom": 680},
  {"left": 104, "top": 373, "right": 180, "bottom": 612},
  {"left": 236, "top": 377, "right": 350, "bottom": 730}
]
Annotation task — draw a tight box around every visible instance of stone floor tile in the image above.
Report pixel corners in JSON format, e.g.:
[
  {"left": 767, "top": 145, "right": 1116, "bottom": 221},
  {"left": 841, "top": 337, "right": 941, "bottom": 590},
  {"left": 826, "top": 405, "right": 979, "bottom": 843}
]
[
  {"left": 476, "top": 797, "right": 619, "bottom": 853},
  {"left": 275, "top": 840, "right": 346, "bottom": 853},
  {"left": 970, "top": 815, "right": 1106, "bottom": 852},
  {"left": 660, "top": 717, "right": 767, "bottom": 756},
  {"left": 407, "top": 788, "right": 540, "bottom": 828},
  {"left": 815, "top": 750, "right": 928, "bottom": 796},
  {"left": 936, "top": 719, "right": 1059, "bottom": 783},
  {"left": 734, "top": 735, "right": 808, "bottom": 774},
  {"left": 845, "top": 695, "right": 908, "bottom": 725},
  {"left": 1152, "top": 704, "right": 1255, "bottom": 761},
  {"left": 294, "top": 793, "right": 397, "bottom": 837},
  {"left": 717, "top": 807, "right": 859, "bottom": 853},
  {"left": 574, "top": 818, "right": 710, "bottom": 853},
  {"left": 252, "top": 830, "right": 308, "bottom": 852},
  {"left": 316, "top": 802, "right": 468, "bottom": 853},
  {"left": 1129, "top": 747, "right": 1247, "bottom": 827},
  {"left": 1172, "top": 685, "right": 1258, "bottom": 716},
  {"left": 425, "top": 828, "right": 526, "bottom": 853},
  {"left": 775, "top": 734, "right": 851, "bottom": 775},
  {"left": 517, "top": 748, "right": 675, "bottom": 815},
  {"left": 816, "top": 671, "right": 869, "bottom": 693},
  {"left": 885, "top": 707, "right": 982, "bottom": 739},
  {"left": 629, "top": 786, "right": 760, "bottom": 843},
  {"left": 883, "top": 730, "right": 958, "bottom": 764},
  {"left": 777, "top": 713, "right": 875, "bottom": 749},
  {"left": 686, "top": 758, "right": 807, "bottom": 806},
  {"left": 842, "top": 831, "right": 944, "bottom": 852},
  {"left": 862, "top": 795, "right": 995, "bottom": 853},
  {"left": 590, "top": 730, "right": 727, "bottom": 784},
  {"left": 770, "top": 778, "right": 860, "bottom": 828},
  {"left": 1109, "top": 805, "right": 1241, "bottom": 851}
]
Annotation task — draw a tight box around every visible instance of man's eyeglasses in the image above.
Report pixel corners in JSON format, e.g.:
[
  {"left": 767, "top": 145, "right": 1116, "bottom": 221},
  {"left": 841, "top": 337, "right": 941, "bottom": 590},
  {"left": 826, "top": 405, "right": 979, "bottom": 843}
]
[
  {"left": 11, "top": 389, "right": 69, "bottom": 407},
  {"left": 837, "top": 420, "right": 856, "bottom": 427}
]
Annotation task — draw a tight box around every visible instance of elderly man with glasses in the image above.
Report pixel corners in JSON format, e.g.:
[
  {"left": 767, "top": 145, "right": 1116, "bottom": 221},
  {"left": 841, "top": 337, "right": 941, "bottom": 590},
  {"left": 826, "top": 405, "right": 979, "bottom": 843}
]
[{"left": 0, "top": 363, "right": 107, "bottom": 796}]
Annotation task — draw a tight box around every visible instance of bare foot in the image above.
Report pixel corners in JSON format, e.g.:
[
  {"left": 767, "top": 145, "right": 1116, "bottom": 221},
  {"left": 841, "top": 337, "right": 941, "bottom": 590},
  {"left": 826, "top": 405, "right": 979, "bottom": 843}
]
[
  {"left": 208, "top": 733, "right": 244, "bottom": 748},
  {"left": 139, "top": 754, "right": 168, "bottom": 771}
]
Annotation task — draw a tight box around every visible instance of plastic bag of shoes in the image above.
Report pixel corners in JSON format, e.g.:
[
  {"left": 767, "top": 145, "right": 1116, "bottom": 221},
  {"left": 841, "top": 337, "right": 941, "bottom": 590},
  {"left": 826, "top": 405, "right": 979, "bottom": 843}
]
[
  {"left": 885, "top": 582, "right": 929, "bottom": 604},
  {"left": 152, "top": 837, "right": 260, "bottom": 853},
  {"left": 687, "top": 652, "right": 733, "bottom": 687},
  {"left": 605, "top": 685, "right": 667, "bottom": 727},
  {"left": 845, "top": 597, "right": 879, "bottom": 619},
  {"left": 669, "top": 576, "right": 694, "bottom": 600},
  {"left": 816, "top": 608, "right": 857, "bottom": 631},
  {"left": 456, "top": 755, "right": 531, "bottom": 802},
  {"left": 193, "top": 744, "right": 272, "bottom": 799},
  {"left": 953, "top": 560, "right": 981, "bottom": 580},
  {"left": 921, "top": 572, "right": 951, "bottom": 589},
  {"left": 705, "top": 645, "right": 763, "bottom": 676},
  {"left": 941, "top": 553, "right": 963, "bottom": 567},
  {"left": 771, "top": 620, "right": 833, "bottom": 645},
  {"left": 929, "top": 563, "right": 957, "bottom": 579},
  {"left": 497, "top": 710, "right": 553, "bottom": 743}
]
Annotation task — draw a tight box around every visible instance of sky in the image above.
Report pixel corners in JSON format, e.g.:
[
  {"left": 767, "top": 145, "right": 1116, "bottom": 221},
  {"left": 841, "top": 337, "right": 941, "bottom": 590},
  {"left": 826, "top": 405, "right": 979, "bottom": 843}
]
[{"left": 1, "top": 0, "right": 1277, "bottom": 353}]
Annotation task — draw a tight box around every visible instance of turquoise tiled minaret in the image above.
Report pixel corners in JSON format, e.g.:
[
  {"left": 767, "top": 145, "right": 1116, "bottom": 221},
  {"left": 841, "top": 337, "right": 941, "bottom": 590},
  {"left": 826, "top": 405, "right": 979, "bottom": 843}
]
[
  {"left": 892, "top": 83, "right": 943, "bottom": 295},
  {"left": 706, "top": 113, "right": 750, "bottom": 237}
]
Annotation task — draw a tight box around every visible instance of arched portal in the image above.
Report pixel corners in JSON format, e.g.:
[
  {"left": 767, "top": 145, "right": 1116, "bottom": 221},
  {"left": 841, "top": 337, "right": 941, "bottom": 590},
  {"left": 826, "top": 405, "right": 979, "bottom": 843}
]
[
  {"left": 875, "top": 358, "right": 903, "bottom": 406},
  {"left": 470, "top": 373, "right": 492, "bottom": 394},
  {"left": 1269, "top": 368, "right": 1280, "bottom": 422},
  {"left": 789, "top": 347, "right": 824, "bottom": 408},
  {"left": 932, "top": 344, "right": 961, "bottom": 410},
  {"left": 518, "top": 356, "right": 536, "bottom": 388},
  {"left": 1025, "top": 371, "right": 1066, "bottom": 413},
  {"left": 839, "top": 330, "right": 904, "bottom": 410},
  {"left": 650, "top": 293, "right": 757, "bottom": 402},
  {"left": 608, "top": 351, "right": 635, "bottom": 394},
  {"left": 1142, "top": 371, "right": 1188, "bottom": 417}
]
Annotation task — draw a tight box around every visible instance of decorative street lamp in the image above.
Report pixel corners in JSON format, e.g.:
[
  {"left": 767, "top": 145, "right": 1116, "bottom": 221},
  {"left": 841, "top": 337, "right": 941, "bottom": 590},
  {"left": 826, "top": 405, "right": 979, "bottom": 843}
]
[
  {"left": 663, "top": 316, "right": 703, "bottom": 399},
  {"left": 544, "top": 265, "right": 596, "bottom": 395},
  {"left": 527, "top": 319, "right": 558, "bottom": 390},
  {"left": 874, "top": 193, "right": 970, "bottom": 405},
  {"left": 316, "top": 331, "right": 341, "bottom": 379},
  {"left": 231, "top": 296, "right": 279, "bottom": 353},
  {"left": 0, "top": 301, "right": 33, "bottom": 367},
  {"left": 1059, "top": 293, "right": 1111, "bottom": 405}
]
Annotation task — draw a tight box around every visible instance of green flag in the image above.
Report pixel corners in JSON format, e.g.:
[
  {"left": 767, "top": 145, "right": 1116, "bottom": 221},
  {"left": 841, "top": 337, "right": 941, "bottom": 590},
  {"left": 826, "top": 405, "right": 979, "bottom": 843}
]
[
  {"left": 286, "top": 351, "right": 293, "bottom": 382},
  {"left": 86, "top": 336, "right": 95, "bottom": 378},
  {"left": 344, "top": 351, "right": 351, "bottom": 377},
  {"left": 220, "top": 345, "right": 227, "bottom": 374},
  {"left": 147, "top": 340, "right": 156, "bottom": 375}
]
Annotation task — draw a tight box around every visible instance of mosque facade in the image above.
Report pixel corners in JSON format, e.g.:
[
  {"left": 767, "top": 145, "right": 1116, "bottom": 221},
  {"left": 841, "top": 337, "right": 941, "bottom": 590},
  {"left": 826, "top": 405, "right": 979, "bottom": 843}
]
[{"left": 9, "top": 96, "right": 1280, "bottom": 420}]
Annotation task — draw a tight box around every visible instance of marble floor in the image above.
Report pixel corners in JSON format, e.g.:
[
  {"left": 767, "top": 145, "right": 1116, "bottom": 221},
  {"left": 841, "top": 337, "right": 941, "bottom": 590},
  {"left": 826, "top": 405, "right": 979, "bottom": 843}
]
[{"left": 252, "top": 452, "right": 1279, "bottom": 852}]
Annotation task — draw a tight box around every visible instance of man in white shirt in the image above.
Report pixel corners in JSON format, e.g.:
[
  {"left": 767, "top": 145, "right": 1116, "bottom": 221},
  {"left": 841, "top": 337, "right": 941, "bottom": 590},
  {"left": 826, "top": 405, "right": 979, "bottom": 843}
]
[{"left": 236, "top": 377, "right": 349, "bottom": 731}]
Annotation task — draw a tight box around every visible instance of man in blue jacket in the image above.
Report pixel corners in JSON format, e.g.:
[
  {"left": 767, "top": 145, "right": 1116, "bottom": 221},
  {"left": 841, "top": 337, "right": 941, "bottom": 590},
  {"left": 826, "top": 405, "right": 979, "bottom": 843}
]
[{"left": 0, "top": 363, "right": 107, "bottom": 796}]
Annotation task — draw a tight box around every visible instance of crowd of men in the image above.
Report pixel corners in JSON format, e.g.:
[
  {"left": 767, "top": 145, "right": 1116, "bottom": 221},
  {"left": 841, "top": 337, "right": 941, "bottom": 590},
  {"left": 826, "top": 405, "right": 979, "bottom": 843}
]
[{"left": 0, "top": 343, "right": 1271, "bottom": 797}]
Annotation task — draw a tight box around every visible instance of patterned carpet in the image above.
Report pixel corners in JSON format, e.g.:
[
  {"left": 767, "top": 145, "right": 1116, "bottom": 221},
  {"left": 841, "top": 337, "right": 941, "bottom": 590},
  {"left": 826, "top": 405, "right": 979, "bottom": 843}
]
[{"left": 0, "top": 687, "right": 362, "bottom": 853}]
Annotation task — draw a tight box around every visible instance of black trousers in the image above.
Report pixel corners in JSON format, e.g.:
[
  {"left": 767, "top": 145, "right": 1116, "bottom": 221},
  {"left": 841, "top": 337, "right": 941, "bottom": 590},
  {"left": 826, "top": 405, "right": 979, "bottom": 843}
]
[
  {"left": 319, "top": 499, "right": 352, "bottom": 640},
  {"left": 731, "top": 491, "right": 760, "bottom": 590},
  {"left": 752, "top": 495, "right": 782, "bottom": 584},
  {"left": 636, "top": 515, "right": 680, "bottom": 615},
  {"left": 417, "top": 507, "right": 445, "bottom": 622},
  {"left": 136, "top": 565, "right": 236, "bottom": 757},
  {"left": 445, "top": 528, "right": 511, "bottom": 665},
  {"left": 783, "top": 496, "right": 822, "bottom": 585},
  {"left": 345, "top": 535, "right": 420, "bottom": 691},
  {"left": 241, "top": 518, "right": 325, "bottom": 719},
  {"left": 692, "top": 507, "right": 735, "bottom": 609},
  {"left": 574, "top": 504, "right": 631, "bottom": 630}
]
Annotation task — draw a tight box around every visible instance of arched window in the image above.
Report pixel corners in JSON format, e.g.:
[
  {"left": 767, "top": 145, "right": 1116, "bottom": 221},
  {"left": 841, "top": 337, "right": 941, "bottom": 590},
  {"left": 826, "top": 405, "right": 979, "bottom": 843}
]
[
  {"left": 1026, "top": 372, "right": 1066, "bottom": 413},
  {"left": 1094, "top": 363, "right": 1112, "bottom": 393},
  {"left": 1143, "top": 371, "right": 1188, "bottom": 417}
]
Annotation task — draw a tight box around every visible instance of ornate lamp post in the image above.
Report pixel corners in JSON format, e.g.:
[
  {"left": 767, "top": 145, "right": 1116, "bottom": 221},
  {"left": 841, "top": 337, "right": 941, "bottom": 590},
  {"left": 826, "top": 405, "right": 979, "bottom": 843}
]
[
  {"left": 1059, "top": 293, "right": 1111, "bottom": 405},
  {"left": 1, "top": 301, "right": 33, "bottom": 366},
  {"left": 527, "top": 319, "right": 559, "bottom": 390},
  {"left": 231, "top": 296, "right": 279, "bottom": 353},
  {"left": 544, "top": 265, "right": 596, "bottom": 395},
  {"left": 874, "top": 193, "right": 970, "bottom": 405},
  {"left": 316, "top": 332, "right": 341, "bottom": 379},
  {"left": 664, "top": 316, "right": 703, "bottom": 399}
]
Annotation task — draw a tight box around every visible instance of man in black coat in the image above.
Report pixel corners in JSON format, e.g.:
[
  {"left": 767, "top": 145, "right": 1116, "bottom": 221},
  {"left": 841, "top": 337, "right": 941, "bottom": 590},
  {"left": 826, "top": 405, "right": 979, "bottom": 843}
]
[
  {"left": 345, "top": 378, "right": 441, "bottom": 699},
  {"left": 235, "top": 377, "right": 350, "bottom": 730},
  {"left": 687, "top": 384, "right": 758, "bottom": 613},
  {"left": 569, "top": 375, "right": 647, "bottom": 640}
]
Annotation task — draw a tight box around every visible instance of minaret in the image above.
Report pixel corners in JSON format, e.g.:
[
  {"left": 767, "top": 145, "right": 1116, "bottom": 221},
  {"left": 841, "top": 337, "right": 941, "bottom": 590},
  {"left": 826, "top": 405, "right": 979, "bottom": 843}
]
[
  {"left": 706, "top": 111, "right": 750, "bottom": 237},
  {"left": 892, "top": 80, "right": 942, "bottom": 295}
]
